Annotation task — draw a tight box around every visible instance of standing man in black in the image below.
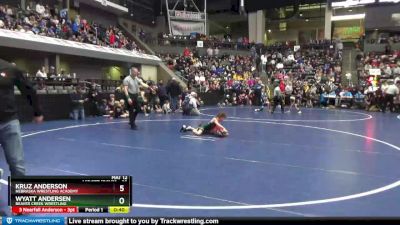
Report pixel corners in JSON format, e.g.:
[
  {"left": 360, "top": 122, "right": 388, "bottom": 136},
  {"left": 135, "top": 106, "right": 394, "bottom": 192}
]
[
  {"left": 0, "top": 59, "right": 43, "bottom": 177},
  {"left": 157, "top": 79, "right": 168, "bottom": 106},
  {"left": 166, "top": 78, "right": 182, "bottom": 113},
  {"left": 123, "top": 67, "right": 149, "bottom": 130},
  {"left": 70, "top": 86, "right": 88, "bottom": 120},
  {"left": 271, "top": 84, "right": 285, "bottom": 114},
  {"left": 88, "top": 82, "right": 100, "bottom": 117},
  {"left": 253, "top": 79, "right": 264, "bottom": 106}
]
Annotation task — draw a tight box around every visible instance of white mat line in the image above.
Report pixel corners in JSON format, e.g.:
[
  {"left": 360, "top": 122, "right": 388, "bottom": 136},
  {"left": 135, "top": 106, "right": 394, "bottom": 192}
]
[
  {"left": 0, "top": 179, "right": 8, "bottom": 185},
  {"left": 180, "top": 136, "right": 216, "bottom": 141},
  {"left": 223, "top": 157, "right": 394, "bottom": 180},
  {"left": 181, "top": 135, "right": 218, "bottom": 140},
  {"left": 55, "top": 132, "right": 393, "bottom": 179},
  {"left": 133, "top": 183, "right": 314, "bottom": 216},
  {"left": 16, "top": 118, "right": 400, "bottom": 210}
]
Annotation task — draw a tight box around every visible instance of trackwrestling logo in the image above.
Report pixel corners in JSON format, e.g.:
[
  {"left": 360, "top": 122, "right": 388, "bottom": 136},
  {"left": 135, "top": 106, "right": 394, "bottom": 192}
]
[{"left": 2, "top": 217, "right": 64, "bottom": 225}]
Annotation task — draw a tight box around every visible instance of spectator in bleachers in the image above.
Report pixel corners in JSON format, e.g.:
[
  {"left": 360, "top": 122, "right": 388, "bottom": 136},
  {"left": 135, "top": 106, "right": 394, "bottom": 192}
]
[
  {"left": 207, "top": 47, "right": 213, "bottom": 57},
  {"left": 109, "top": 30, "right": 116, "bottom": 48},
  {"left": 97, "top": 99, "right": 109, "bottom": 116},
  {"left": 395, "top": 76, "right": 400, "bottom": 85},
  {"left": 35, "top": 3, "right": 45, "bottom": 16},
  {"left": 112, "top": 101, "right": 123, "bottom": 119},
  {"left": 139, "top": 29, "right": 145, "bottom": 41},
  {"left": 394, "top": 65, "right": 400, "bottom": 75},
  {"left": 48, "top": 66, "right": 57, "bottom": 80},
  {"left": 214, "top": 47, "right": 219, "bottom": 56},
  {"left": 384, "top": 64, "right": 392, "bottom": 76},
  {"left": 58, "top": 69, "right": 71, "bottom": 79},
  {"left": 183, "top": 47, "right": 191, "bottom": 57},
  {"left": 36, "top": 66, "right": 47, "bottom": 79},
  {"left": 118, "top": 99, "right": 129, "bottom": 118},
  {"left": 0, "top": 3, "right": 145, "bottom": 53}
]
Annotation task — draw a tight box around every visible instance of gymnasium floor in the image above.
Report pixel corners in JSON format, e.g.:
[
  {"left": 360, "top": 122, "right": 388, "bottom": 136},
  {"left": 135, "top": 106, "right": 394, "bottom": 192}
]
[{"left": 0, "top": 107, "right": 400, "bottom": 217}]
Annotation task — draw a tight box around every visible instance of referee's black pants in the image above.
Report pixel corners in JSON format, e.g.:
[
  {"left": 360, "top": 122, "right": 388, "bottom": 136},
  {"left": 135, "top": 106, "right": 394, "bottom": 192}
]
[
  {"left": 126, "top": 93, "right": 141, "bottom": 126},
  {"left": 271, "top": 96, "right": 284, "bottom": 113},
  {"left": 383, "top": 94, "right": 395, "bottom": 113},
  {"left": 254, "top": 92, "right": 262, "bottom": 106}
]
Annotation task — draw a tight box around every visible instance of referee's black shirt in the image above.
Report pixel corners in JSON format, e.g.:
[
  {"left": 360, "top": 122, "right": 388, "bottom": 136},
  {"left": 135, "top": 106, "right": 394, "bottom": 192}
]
[{"left": 0, "top": 59, "right": 42, "bottom": 123}]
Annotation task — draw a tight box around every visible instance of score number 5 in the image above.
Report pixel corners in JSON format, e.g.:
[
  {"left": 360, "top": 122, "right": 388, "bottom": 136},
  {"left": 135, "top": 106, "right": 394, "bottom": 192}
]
[{"left": 117, "top": 185, "right": 127, "bottom": 205}]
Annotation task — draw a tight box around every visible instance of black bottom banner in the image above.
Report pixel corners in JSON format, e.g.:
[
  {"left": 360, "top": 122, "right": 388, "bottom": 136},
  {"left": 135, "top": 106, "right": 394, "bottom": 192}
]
[{"left": 65, "top": 217, "right": 400, "bottom": 225}]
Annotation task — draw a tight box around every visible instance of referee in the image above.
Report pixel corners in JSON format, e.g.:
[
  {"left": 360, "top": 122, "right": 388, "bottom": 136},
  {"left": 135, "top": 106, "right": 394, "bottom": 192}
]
[
  {"left": 123, "top": 67, "right": 149, "bottom": 130},
  {"left": 0, "top": 59, "right": 43, "bottom": 176},
  {"left": 271, "top": 84, "right": 285, "bottom": 114}
]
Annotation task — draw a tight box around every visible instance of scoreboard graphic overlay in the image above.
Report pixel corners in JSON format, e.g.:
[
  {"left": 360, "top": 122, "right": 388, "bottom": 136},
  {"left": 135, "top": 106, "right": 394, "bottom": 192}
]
[{"left": 8, "top": 176, "right": 132, "bottom": 214}]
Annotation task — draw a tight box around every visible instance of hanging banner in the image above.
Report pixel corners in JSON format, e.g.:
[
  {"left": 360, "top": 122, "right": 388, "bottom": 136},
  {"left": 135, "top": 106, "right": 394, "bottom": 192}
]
[
  {"left": 170, "top": 21, "right": 205, "bottom": 35},
  {"left": 172, "top": 10, "right": 205, "bottom": 20}
]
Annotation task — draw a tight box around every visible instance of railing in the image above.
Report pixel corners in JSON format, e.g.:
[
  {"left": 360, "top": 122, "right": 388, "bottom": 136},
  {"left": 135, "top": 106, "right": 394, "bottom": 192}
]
[
  {"left": 21, "top": 78, "right": 122, "bottom": 95},
  {"left": 157, "top": 37, "right": 252, "bottom": 51},
  {"left": 157, "top": 37, "right": 336, "bottom": 52}
]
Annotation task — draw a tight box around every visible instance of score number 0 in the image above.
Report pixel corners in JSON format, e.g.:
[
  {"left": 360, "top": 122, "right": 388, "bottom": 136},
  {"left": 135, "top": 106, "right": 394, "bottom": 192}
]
[{"left": 119, "top": 185, "right": 126, "bottom": 205}]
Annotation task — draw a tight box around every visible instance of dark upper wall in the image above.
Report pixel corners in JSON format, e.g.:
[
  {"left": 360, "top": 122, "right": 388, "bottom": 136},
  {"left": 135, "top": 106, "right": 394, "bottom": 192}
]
[
  {"left": 59, "top": 55, "right": 129, "bottom": 80},
  {"left": 78, "top": 2, "right": 118, "bottom": 27},
  {"left": 0, "top": 47, "right": 47, "bottom": 75},
  {"left": 365, "top": 4, "right": 400, "bottom": 31},
  {"left": 0, "top": 47, "right": 129, "bottom": 80}
]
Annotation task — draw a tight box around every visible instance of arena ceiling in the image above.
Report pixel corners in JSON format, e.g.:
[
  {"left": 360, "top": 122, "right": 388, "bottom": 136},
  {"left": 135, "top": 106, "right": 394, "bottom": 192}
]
[
  {"left": 124, "top": 0, "right": 329, "bottom": 24},
  {"left": 156, "top": 0, "right": 328, "bottom": 13},
  {"left": 245, "top": 0, "right": 326, "bottom": 12}
]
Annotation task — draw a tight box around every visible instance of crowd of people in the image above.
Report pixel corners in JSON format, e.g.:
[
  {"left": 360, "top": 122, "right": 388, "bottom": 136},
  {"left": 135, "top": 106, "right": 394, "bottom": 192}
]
[
  {"left": 0, "top": 3, "right": 143, "bottom": 52},
  {"left": 69, "top": 85, "right": 132, "bottom": 121},
  {"left": 356, "top": 50, "right": 400, "bottom": 81},
  {"left": 35, "top": 66, "right": 76, "bottom": 81},
  {"left": 160, "top": 39, "right": 400, "bottom": 113},
  {"left": 68, "top": 76, "right": 206, "bottom": 121},
  {"left": 158, "top": 32, "right": 253, "bottom": 50},
  {"left": 161, "top": 41, "right": 341, "bottom": 103},
  {"left": 366, "top": 33, "right": 400, "bottom": 44},
  {"left": 354, "top": 50, "right": 400, "bottom": 112}
]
